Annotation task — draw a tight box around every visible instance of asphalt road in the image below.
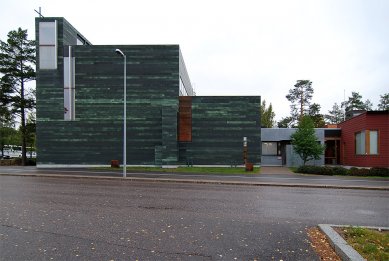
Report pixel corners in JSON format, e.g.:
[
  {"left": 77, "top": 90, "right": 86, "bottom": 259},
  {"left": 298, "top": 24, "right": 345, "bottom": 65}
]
[{"left": 1, "top": 176, "right": 388, "bottom": 260}]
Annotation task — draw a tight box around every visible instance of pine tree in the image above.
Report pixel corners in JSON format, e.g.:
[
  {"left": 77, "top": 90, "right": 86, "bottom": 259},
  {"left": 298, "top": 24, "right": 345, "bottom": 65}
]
[
  {"left": 364, "top": 99, "right": 373, "bottom": 111},
  {"left": 308, "top": 103, "right": 325, "bottom": 128},
  {"left": 377, "top": 93, "right": 389, "bottom": 110},
  {"left": 0, "top": 28, "right": 36, "bottom": 165},
  {"left": 286, "top": 80, "right": 314, "bottom": 126},
  {"left": 277, "top": 116, "right": 293, "bottom": 128},
  {"left": 325, "top": 102, "right": 344, "bottom": 124},
  {"left": 342, "top": 92, "right": 372, "bottom": 114},
  {"left": 0, "top": 76, "right": 14, "bottom": 124}
]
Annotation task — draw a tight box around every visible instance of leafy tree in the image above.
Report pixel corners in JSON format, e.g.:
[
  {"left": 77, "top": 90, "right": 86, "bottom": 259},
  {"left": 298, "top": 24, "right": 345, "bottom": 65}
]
[
  {"left": 286, "top": 80, "right": 314, "bottom": 126},
  {"left": 325, "top": 102, "right": 344, "bottom": 124},
  {"left": 342, "top": 91, "right": 372, "bottom": 114},
  {"left": 260, "top": 100, "right": 276, "bottom": 128},
  {"left": 277, "top": 116, "right": 293, "bottom": 128},
  {"left": 377, "top": 93, "right": 388, "bottom": 110},
  {"left": 364, "top": 99, "right": 373, "bottom": 111},
  {"left": 24, "top": 112, "right": 36, "bottom": 158},
  {"left": 0, "top": 126, "right": 18, "bottom": 157},
  {"left": 308, "top": 103, "right": 325, "bottom": 128},
  {"left": 0, "top": 28, "right": 36, "bottom": 165},
  {"left": 291, "top": 116, "right": 324, "bottom": 166}
]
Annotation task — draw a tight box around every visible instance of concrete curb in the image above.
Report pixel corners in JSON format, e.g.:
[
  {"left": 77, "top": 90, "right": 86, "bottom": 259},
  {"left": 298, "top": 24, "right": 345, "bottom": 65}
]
[
  {"left": 319, "top": 224, "right": 365, "bottom": 261},
  {"left": 318, "top": 224, "right": 389, "bottom": 261},
  {"left": 1, "top": 173, "right": 389, "bottom": 190}
]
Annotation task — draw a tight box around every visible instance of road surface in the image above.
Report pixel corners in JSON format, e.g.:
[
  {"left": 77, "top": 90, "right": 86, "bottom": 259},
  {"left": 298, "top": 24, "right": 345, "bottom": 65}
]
[{"left": 0, "top": 176, "right": 388, "bottom": 260}]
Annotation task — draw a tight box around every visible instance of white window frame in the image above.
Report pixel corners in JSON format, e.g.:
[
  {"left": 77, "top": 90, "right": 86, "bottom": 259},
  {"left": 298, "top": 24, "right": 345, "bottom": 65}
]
[{"left": 39, "top": 21, "right": 57, "bottom": 69}]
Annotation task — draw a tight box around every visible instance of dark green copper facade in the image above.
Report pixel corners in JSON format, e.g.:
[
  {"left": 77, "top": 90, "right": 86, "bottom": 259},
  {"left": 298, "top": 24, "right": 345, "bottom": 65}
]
[
  {"left": 35, "top": 17, "right": 261, "bottom": 167},
  {"left": 179, "top": 96, "right": 261, "bottom": 165}
]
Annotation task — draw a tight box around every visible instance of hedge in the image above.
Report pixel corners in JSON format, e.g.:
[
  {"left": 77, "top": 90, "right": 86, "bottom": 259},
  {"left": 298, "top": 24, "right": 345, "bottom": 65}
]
[
  {"left": 0, "top": 158, "right": 36, "bottom": 166},
  {"left": 296, "top": 165, "right": 389, "bottom": 177}
]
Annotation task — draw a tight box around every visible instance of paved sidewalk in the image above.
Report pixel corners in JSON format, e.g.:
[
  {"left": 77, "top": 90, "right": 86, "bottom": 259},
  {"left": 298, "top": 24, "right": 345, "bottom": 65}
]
[
  {"left": 261, "top": 166, "right": 294, "bottom": 174},
  {"left": 0, "top": 166, "right": 388, "bottom": 190}
]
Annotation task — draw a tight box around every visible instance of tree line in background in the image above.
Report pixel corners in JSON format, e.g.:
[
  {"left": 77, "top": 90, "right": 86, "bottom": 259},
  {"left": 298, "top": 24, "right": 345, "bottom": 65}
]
[
  {"left": 261, "top": 80, "right": 388, "bottom": 128},
  {"left": 0, "top": 28, "right": 36, "bottom": 165},
  {"left": 260, "top": 80, "right": 388, "bottom": 166}
]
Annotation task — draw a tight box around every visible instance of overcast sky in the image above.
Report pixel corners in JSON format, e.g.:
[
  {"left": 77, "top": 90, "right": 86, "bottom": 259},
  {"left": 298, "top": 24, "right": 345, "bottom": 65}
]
[{"left": 1, "top": 0, "right": 388, "bottom": 121}]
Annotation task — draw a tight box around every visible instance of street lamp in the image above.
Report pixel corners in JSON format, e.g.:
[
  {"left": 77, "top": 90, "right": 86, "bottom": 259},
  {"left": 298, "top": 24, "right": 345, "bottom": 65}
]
[{"left": 115, "top": 49, "right": 126, "bottom": 178}]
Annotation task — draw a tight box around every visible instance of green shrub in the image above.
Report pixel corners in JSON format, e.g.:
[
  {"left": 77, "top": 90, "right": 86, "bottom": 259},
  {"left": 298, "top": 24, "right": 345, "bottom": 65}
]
[
  {"left": 331, "top": 166, "right": 348, "bottom": 176},
  {"left": 27, "top": 158, "right": 36, "bottom": 166},
  {"left": 297, "top": 165, "right": 334, "bottom": 175},
  {"left": 348, "top": 167, "right": 370, "bottom": 176},
  {"left": 11, "top": 158, "right": 22, "bottom": 165},
  {"left": 296, "top": 165, "right": 388, "bottom": 177},
  {"left": 369, "top": 167, "right": 389, "bottom": 177}
]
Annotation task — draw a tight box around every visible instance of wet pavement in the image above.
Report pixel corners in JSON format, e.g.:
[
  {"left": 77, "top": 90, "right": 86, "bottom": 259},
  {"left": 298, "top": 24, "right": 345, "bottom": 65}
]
[
  {"left": 0, "top": 166, "right": 388, "bottom": 190},
  {"left": 1, "top": 175, "right": 388, "bottom": 260}
]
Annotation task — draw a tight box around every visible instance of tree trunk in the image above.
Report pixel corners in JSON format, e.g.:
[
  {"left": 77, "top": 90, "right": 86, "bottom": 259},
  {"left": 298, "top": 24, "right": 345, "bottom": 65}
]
[{"left": 300, "top": 87, "right": 304, "bottom": 120}]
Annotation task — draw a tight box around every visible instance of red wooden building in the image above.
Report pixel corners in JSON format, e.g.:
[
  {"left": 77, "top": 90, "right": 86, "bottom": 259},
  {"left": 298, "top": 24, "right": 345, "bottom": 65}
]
[{"left": 338, "top": 111, "right": 389, "bottom": 167}]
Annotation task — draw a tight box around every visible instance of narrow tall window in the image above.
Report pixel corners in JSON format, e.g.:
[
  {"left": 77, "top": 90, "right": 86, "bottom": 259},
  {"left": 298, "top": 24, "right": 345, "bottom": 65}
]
[
  {"left": 369, "top": 130, "right": 378, "bottom": 155},
  {"left": 64, "top": 46, "right": 75, "bottom": 120},
  {"left": 39, "top": 21, "right": 57, "bottom": 69},
  {"left": 355, "top": 131, "right": 365, "bottom": 155},
  {"left": 179, "top": 77, "right": 188, "bottom": 96}
]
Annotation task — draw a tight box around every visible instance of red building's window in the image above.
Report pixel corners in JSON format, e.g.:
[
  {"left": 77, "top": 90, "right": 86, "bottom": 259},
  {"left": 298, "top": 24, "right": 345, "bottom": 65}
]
[{"left": 355, "top": 130, "right": 378, "bottom": 155}]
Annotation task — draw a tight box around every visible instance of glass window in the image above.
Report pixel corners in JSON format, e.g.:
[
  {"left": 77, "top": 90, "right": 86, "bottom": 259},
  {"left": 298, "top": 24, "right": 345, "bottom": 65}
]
[
  {"left": 64, "top": 88, "right": 71, "bottom": 119},
  {"left": 39, "top": 22, "right": 56, "bottom": 45},
  {"left": 39, "top": 46, "right": 56, "bottom": 69},
  {"left": 39, "top": 21, "right": 57, "bottom": 69},
  {"left": 179, "top": 77, "right": 188, "bottom": 96},
  {"left": 64, "top": 54, "right": 75, "bottom": 121},
  {"left": 77, "top": 36, "right": 85, "bottom": 45},
  {"left": 369, "top": 131, "right": 378, "bottom": 155},
  {"left": 355, "top": 131, "right": 365, "bottom": 155},
  {"left": 355, "top": 130, "right": 379, "bottom": 155},
  {"left": 64, "top": 88, "right": 75, "bottom": 120},
  {"left": 64, "top": 57, "right": 70, "bottom": 87},
  {"left": 63, "top": 57, "right": 75, "bottom": 88},
  {"left": 262, "top": 142, "right": 278, "bottom": 155}
]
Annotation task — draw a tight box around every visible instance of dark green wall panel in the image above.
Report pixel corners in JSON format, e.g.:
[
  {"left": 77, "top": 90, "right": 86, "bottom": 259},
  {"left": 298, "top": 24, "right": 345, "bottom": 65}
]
[
  {"left": 178, "top": 96, "right": 261, "bottom": 165},
  {"left": 35, "top": 17, "right": 261, "bottom": 166}
]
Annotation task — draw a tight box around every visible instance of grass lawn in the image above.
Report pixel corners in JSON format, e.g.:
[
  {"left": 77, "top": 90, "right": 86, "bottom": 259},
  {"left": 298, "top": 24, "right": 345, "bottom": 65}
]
[
  {"left": 336, "top": 227, "right": 389, "bottom": 260},
  {"left": 93, "top": 166, "right": 260, "bottom": 175},
  {"left": 289, "top": 167, "right": 298, "bottom": 173}
]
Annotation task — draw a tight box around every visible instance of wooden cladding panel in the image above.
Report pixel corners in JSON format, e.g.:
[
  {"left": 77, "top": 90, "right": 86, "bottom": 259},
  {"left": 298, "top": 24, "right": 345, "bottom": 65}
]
[{"left": 178, "top": 96, "right": 192, "bottom": 142}]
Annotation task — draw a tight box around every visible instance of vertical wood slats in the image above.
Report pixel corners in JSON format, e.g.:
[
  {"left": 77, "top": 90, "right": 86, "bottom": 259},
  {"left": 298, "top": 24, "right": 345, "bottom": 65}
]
[{"left": 178, "top": 96, "right": 192, "bottom": 142}]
